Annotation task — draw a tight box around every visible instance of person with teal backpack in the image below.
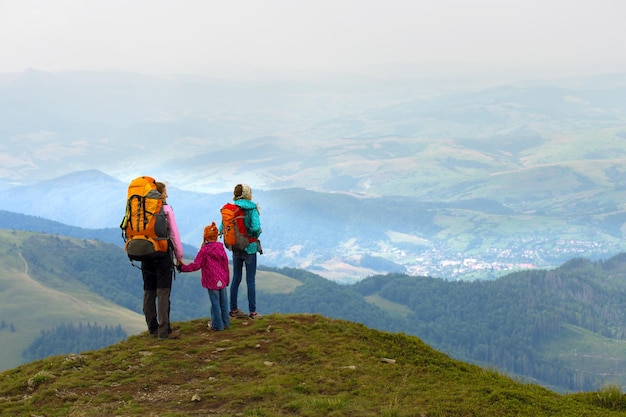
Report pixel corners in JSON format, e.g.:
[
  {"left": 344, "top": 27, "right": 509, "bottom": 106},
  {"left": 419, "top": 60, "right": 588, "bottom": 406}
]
[{"left": 220, "top": 184, "right": 262, "bottom": 320}]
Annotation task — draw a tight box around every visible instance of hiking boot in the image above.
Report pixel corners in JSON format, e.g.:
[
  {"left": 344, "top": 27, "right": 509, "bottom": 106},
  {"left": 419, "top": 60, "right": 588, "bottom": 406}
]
[
  {"left": 248, "top": 312, "right": 261, "bottom": 319},
  {"left": 158, "top": 328, "right": 180, "bottom": 340},
  {"left": 148, "top": 326, "right": 158, "bottom": 337},
  {"left": 207, "top": 322, "right": 222, "bottom": 331},
  {"left": 229, "top": 309, "right": 247, "bottom": 319}
]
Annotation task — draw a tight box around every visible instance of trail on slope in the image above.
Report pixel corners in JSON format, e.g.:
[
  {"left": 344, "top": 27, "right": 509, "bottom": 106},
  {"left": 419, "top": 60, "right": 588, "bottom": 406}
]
[
  {"left": 17, "top": 251, "right": 93, "bottom": 309},
  {"left": 14, "top": 251, "right": 144, "bottom": 333}
]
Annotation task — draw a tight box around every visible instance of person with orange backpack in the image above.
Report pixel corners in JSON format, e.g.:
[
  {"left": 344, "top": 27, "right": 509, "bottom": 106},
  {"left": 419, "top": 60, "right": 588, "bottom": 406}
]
[
  {"left": 121, "top": 177, "right": 184, "bottom": 339},
  {"left": 220, "top": 184, "right": 262, "bottom": 319},
  {"left": 145, "top": 181, "right": 184, "bottom": 339}
]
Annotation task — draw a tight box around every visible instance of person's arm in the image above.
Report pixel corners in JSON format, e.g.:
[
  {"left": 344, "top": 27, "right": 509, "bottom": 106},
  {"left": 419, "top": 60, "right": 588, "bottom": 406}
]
[
  {"left": 163, "top": 205, "right": 184, "bottom": 262},
  {"left": 180, "top": 246, "right": 206, "bottom": 273},
  {"left": 247, "top": 206, "right": 261, "bottom": 238}
]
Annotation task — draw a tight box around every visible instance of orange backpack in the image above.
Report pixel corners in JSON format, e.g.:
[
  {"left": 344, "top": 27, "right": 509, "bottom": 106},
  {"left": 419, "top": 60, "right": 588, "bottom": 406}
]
[
  {"left": 120, "top": 176, "right": 169, "bottom": 261},
  {"left": 220, "top": 202, "right": 257, "bottom": 251}
]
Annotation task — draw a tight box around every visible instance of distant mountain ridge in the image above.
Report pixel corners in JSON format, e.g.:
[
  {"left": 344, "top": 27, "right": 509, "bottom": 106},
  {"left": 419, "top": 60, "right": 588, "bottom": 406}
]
[
  {"left": 1, "top": 169, "right": 625, "bottom": 282},
  {"left": 0, "top": 208, "right": 198, "bottom": 256}
]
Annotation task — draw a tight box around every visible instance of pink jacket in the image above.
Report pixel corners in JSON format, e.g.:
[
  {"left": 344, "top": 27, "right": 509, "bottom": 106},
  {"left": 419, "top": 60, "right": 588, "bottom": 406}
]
[
  {"left": 163, "top": 204, "right": 183, "bottom": 262},
  {"left": 180, "top": 242, "right": 230, "bottom": 290}
]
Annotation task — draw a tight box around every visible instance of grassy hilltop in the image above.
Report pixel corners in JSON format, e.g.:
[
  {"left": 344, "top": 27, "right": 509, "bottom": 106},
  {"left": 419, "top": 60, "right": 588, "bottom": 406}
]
[{"left": 1, "top": 314, "right": 625, "bottom": 417}]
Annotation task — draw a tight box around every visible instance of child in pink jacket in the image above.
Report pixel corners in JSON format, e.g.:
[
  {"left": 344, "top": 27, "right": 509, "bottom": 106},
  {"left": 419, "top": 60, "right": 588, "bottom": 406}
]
[{"left": 178, "top": 222, "right": 230, "bottom": 330}]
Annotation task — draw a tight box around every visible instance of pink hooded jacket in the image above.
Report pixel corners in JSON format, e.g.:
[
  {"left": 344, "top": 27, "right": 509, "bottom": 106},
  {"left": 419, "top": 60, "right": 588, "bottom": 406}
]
[{"left": 180, "top": 241, "right": 230, "bottom": 290}]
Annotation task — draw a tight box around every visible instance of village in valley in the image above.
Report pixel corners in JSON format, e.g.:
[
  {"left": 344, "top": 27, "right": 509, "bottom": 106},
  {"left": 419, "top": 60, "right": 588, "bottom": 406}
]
[{"left": 365, "top": 237, "right": 620, "bottom": 281}]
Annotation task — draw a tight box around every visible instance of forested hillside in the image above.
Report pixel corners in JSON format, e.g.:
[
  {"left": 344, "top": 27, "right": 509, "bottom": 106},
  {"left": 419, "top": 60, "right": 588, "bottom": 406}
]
[
  {"left": 23, "top": 323, "right": 127, "bottom": 362},
  {"left": 4, "top": 228, "right": 626, "bottom": 392},
  {"left": 9, "top": 230, "right": 403, "bottom": 335},
  {"left": 0, "top": 230, "right": 146, "bottom": 372},
  {"left": 352, "top": 255, "right": 626, "bottom": 391}
]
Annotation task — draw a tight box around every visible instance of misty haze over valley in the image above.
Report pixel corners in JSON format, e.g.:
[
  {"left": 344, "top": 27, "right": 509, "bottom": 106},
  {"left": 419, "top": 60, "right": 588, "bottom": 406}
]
[{"left": 2, "top": 70, "right": 626, "bottom": 282}]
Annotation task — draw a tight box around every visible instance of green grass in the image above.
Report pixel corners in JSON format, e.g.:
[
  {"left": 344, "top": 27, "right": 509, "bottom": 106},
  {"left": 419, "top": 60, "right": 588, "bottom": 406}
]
[
  {"left": 256, "top": 270, "right": 302, "bottom": 294},
  {"left": 2, "top": 314, "right": 626, "bottom": 416},
  {"left": 365, "top": 293, "right": 413, "bottom": 317},
  {"left": 539, "top": 325, "right": 626, "bottom": 390}
]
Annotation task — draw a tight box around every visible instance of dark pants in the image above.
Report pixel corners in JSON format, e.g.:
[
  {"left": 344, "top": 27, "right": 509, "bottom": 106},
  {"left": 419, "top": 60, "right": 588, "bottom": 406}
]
[
  {"left": 230, "top": 251, "right": 257, "bottom": 313},
  {"left": 141, "top": 253, "right": 174, "bottom": 337}
]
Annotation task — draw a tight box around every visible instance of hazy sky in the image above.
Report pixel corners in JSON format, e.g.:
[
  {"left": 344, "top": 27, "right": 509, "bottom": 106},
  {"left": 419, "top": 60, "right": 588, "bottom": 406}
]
[{"left": 1, "top": 0, "right": 625, "bottom": 79}]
